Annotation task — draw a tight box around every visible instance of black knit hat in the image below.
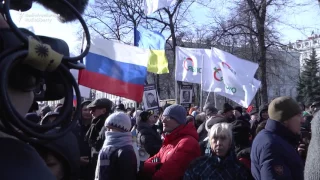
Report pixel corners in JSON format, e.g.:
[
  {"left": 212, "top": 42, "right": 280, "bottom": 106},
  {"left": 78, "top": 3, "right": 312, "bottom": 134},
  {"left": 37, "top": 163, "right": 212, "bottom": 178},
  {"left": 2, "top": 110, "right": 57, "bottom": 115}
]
[
  {"left": 268, "top": 96, "right": 302, "bottom": 122},
  {"left": 204, "top": 103, "right": 218, "bottom": 116},
  {"left": 140, "top": 111, "right": 152, "bottom": 122},
  {"left": 235, "top": 106, "right": 243, "bottom": 114},
  {"left": 231, "top": 120, "right": 251, "bottom": 147},
  {"left": 223, "top": 103, "right": 234, "bottom": 113}
]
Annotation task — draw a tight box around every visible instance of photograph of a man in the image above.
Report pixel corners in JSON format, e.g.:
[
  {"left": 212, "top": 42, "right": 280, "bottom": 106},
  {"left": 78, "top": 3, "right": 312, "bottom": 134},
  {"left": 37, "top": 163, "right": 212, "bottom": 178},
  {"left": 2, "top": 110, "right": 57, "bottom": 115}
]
[
  {"left": 144, "top": 91, "right": 158, "bottom": 108},
  {"left": 180, "top": 90, "right": 192, "bottom": 103}
]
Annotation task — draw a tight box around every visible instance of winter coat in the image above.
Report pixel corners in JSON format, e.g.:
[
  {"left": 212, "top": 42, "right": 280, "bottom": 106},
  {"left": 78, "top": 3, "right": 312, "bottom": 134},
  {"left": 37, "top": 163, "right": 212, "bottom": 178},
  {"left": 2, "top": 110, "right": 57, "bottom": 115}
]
[
  {"left": 37, "top": 130, "right": 81, "bottom": 180},
  {"left": 73, "top": 121, "right": 91, "bottom": 157},
  {"left": 184, "top": 150, "right": 251, "bottom": 180},
  {"left": 85, "top": 114, "right": 108, "bottom": 179},
  {"left": 197, "top": 121, "right": 207, "bottom": 143},
  {"left": 237, "top": 147, "right": 251, "bottom": 170},
  {"left": 0, "top": 131, "right": 56, "bottom": 180},
  {"left": 250, "top": 104, "right": 268, "bottom": 137},
  {"left": 85, "top": 114, "right": 108, "bottom": 160},
  {"left": 102, "top": 145, "right": 137, "bottom": 180},
  {"left": 137, "top": 122, "right": 162, "bottom": 157},
  {"left": 140, "top": 122, "right": 201, "bottom": 180},
  {"left": 251, "top": 119, "right": 304, "bottom": 180},
  {"left": 72, "top": 121, "right": 91, "bottom": 180}
]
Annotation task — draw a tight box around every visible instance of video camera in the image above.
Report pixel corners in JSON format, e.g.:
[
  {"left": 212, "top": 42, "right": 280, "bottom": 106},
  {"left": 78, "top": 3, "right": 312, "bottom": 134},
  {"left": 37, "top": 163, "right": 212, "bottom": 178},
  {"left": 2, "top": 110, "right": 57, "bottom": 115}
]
[{"left": 0, "top": 0, "right": 90, "bottom": 143}]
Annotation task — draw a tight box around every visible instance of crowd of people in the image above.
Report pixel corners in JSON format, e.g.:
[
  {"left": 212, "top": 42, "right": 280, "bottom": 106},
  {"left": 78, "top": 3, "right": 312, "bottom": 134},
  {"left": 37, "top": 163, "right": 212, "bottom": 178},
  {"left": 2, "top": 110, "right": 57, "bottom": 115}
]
[{"left": 24, "top": 96, "right": 320, "bottom": 180}]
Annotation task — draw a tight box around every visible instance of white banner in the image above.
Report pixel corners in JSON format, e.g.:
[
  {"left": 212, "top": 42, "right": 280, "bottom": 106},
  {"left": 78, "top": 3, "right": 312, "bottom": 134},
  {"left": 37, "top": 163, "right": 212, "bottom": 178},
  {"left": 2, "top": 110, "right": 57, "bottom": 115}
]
[
  {"left": 175, "top": 46, "right": 260, "bottom": 107},
  {"left": 144, "top": 0, "right": 177, "bottom": 15},
  {"left": 175, "top": 46, "right": 205, "bottom": 84},
  {"left": 216, "top": 78, "right": 261, "bottom": 108},
  {"left": 201, "top": 48, "right": 260, "bottom": 107}
]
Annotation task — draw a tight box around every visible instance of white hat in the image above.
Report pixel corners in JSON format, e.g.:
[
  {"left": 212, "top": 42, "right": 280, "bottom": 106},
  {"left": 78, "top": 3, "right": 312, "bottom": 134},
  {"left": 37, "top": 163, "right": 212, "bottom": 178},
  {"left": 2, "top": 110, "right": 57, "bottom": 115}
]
[{"left": 104, "top": 112, "right": 131, "bottom": 132}]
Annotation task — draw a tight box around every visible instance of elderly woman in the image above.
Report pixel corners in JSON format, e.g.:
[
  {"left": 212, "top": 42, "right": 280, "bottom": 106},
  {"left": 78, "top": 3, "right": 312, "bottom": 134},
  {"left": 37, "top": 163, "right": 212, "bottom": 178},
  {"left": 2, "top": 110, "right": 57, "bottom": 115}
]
[{"left": 184, "top": 123, "right": 251, "bottom": 180}]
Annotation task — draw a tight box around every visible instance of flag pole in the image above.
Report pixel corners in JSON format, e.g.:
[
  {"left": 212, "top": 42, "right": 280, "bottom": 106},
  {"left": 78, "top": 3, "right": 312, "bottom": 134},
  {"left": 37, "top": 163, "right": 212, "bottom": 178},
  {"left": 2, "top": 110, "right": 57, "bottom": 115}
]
[
  {"left": 199, "top": 54, "right": 204, "bottom": 111},
  {"left": 214, "top": 92, "right": 217, "bottom": 107},
  {"left": 80, "top": 31, "right": 86, "bottom": 63},
  {"left": 175, "top": 46, "right": 179, "bottom": 104},
  {"left": 205, "top": 91, "right": 210, "bottom": 105},
  {"left": 133, "top": 24, "right": 141, "bottom": 108}
]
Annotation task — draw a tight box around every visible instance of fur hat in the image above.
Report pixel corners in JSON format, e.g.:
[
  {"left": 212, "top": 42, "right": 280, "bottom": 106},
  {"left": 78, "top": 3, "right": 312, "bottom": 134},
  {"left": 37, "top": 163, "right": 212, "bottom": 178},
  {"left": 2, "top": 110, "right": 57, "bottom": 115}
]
[
  {"left": 268, "top": 96, "right": 301, "bottom": 122},
  {"left": 104, "top": 112, "right": 131, "bottom": 132}
]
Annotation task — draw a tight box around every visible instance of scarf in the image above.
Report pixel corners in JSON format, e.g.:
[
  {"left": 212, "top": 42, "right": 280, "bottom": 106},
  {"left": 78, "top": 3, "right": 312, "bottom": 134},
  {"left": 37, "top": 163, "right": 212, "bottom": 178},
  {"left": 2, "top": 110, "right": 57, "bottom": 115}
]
[
  {"left": 94, "top": 131, "right": 133, "bottom": 180},
  {"left": 85, "top": 115, "right": 107, "bottom": 145}
]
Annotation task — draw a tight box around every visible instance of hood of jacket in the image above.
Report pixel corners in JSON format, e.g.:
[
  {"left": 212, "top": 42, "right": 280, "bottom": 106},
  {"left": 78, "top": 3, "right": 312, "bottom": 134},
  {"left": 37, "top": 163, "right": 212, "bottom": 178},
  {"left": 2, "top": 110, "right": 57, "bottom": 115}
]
[
  {"left": 137, "top": 121, "right": 152, "bottom": 131},
  {"left": 258, "top": 104, "right": 268, "bottom": 121},
  {"left": 163, "top": 122, "right": 199, "bottom": 144},
  {"left": 34, "top": 130, "right": 80, "bottom": 179}
]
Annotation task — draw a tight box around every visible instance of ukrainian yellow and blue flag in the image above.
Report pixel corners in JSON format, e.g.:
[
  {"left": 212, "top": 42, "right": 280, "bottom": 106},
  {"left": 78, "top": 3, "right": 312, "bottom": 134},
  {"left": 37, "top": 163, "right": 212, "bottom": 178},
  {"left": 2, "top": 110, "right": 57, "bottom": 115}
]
[{"left": 134, "top": 26, "right": 169, "bottom": 74}]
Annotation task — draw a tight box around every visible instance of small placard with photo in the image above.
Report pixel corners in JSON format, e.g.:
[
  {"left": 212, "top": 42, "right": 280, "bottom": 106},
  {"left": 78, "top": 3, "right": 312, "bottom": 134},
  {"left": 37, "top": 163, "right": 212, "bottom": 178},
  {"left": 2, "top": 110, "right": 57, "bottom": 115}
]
[
  {"left": 180, "top": 85, "right": 193, "bottom": 104},
  {"left": 142, "top": 84, "right": 159, "bottom": 111}
]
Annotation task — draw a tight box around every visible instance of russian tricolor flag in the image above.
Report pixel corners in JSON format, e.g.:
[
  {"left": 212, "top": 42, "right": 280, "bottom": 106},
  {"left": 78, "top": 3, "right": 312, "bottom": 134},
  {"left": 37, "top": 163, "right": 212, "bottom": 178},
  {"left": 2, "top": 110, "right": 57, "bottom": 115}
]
[{"left": 78, "top": 38, "right": 150, "bottom": 102}]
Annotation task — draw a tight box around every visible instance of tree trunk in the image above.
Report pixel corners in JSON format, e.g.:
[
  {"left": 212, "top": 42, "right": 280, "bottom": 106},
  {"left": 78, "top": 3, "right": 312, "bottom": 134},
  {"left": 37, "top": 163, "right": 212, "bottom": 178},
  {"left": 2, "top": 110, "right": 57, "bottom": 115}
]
[
  {"left": 169, "top": 14, "right": 178, "bottom": 102},
  {"left": 258, "top": 43, "right": 268, "bottom": 105},
  {"left": 254, "top": 0, "right": 269, "bottom": 105}
]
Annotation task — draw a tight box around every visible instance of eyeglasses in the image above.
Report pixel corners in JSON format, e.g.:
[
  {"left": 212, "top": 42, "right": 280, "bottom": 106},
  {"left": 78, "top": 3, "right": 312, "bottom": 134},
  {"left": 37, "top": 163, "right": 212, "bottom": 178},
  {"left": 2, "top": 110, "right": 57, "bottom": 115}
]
[{"left": 161, "top": 116, "right": 171, "bottom": 122}]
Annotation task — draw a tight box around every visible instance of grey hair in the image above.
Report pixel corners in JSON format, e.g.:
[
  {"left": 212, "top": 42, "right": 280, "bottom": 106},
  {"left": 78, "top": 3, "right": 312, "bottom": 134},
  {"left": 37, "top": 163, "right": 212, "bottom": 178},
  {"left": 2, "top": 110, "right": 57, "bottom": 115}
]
[{"left": 208, "top": 123, "right": 233, "bottom": 145}]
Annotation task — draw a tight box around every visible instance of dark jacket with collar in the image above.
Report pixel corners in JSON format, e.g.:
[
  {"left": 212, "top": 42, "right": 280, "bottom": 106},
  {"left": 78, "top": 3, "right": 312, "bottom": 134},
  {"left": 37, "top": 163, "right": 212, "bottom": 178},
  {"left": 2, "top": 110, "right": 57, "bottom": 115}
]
[
  {"left": 137, "top": 122, "right": 162, "bottom": 157},
  {"left": 85, "top": 114, "right": 108, "bottom": 160},
  {"left": 184, "top": 149, "right": 251, "bottom": 180},
  {"left": 250, "top": 104, "right": 268, "bottom": 137},
  {"left": 85, "top": 114, "right": 108, "bottom": 179},
  {"left": 251, "top": 119, "right": 304, "bottom": 180},
  {"left": 98, "top": 145, "right": 137, "bottom": 180}
]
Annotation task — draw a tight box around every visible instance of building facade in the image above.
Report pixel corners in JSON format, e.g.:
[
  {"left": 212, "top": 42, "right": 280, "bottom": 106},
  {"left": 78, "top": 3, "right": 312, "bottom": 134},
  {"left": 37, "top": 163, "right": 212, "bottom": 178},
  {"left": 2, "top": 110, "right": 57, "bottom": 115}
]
[{"left": 291, "top": 34, "right": 320, "bottom": 69}]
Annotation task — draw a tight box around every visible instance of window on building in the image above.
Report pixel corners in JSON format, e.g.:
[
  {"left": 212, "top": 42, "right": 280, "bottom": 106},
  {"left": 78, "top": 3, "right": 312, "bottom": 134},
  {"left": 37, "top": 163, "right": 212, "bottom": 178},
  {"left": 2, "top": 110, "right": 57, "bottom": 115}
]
[{"left": 297, "top": 44, "right": 301, "bottom": 48}]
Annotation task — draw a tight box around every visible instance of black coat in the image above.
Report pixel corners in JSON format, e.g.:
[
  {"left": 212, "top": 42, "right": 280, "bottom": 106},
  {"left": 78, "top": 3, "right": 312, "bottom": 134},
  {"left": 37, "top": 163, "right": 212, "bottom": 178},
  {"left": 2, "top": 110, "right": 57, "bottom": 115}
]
[
  {"left": 85, "top": 114, "right": 108, "bottom": 179},
  {"left": 137, "top": 122, "right": 162, "bottom": 157},
  {"left": 197, "top": 121, "right": 207, "bottom": 143},
  {"left": 98, "top": 145, "right": 137, "bottom": 180}
]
